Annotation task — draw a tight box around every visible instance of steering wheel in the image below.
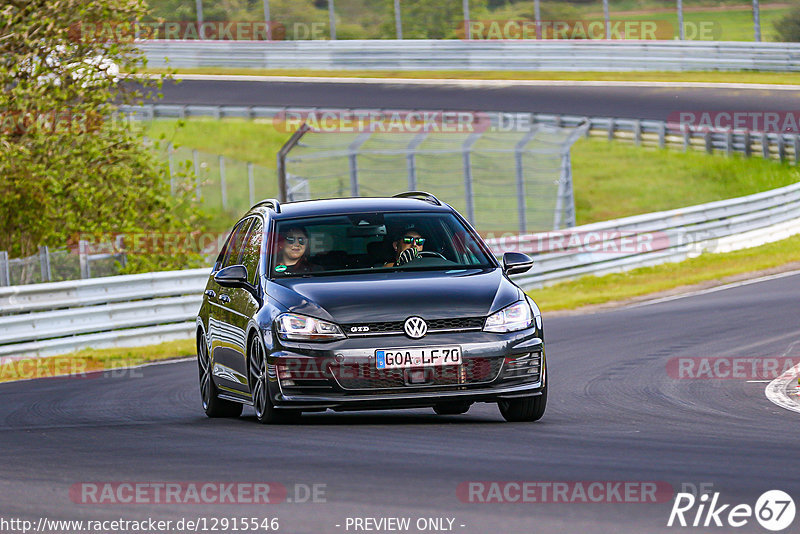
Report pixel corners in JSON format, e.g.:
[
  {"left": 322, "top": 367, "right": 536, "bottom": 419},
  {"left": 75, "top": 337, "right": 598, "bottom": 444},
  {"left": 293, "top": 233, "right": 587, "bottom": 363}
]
[{"left": 417, "top": 251, "right": 448, "bottom": 260}]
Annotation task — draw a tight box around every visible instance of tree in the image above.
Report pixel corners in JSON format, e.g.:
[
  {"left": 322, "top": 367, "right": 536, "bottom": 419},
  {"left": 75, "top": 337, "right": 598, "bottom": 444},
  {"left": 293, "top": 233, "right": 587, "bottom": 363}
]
[
  {"left": 774, "top": 5, "right": 800, "bottom": 42},
  {"left": 0, "top": 0, "right": 206, "bottom": 272}
]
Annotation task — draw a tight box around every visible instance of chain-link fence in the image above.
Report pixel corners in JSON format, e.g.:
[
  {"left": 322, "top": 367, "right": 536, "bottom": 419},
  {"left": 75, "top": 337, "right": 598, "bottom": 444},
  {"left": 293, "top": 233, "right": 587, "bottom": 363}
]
[
  {"left": 145, "top": 139, "right": 277, "bottom": 216},
  {"left": 283, "top": 120, "right": 588, "bottom": 233},
  {"left": 0, "top": 245, "right": 127, "bottom": 287}
]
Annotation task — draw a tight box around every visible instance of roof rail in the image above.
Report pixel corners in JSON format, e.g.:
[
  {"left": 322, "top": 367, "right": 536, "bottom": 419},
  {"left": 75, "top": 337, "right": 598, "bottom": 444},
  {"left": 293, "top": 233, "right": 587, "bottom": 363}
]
[
  {"left": 392, "top": 191, "right": 442, "bottom": 206},
  {"left": 252, "top": 198, "right": 281, "bottom": 213}
]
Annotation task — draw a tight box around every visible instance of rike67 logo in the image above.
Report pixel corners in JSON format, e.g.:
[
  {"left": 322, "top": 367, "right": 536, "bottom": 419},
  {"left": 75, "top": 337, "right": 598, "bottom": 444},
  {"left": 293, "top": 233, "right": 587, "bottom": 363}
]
[{"left": 668, "top": 490, "right": 795, "bottom": 531}]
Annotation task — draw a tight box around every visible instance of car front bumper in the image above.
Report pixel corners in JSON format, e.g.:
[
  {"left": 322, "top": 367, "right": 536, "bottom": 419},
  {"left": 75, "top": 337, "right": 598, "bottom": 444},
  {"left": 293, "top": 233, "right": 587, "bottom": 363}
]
[{"left": 265, "top": 328, "right": 545, "bottom": 410}]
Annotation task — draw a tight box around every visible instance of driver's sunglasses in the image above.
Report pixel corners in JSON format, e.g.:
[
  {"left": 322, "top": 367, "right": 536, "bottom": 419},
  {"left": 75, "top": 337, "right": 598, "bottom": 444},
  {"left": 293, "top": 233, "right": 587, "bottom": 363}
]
[
  {"left": 402, "top": 236, "right": 425, "bottom": 246},
  {"left": 285, "top": 236, "right": 306, "bottom": 245}
]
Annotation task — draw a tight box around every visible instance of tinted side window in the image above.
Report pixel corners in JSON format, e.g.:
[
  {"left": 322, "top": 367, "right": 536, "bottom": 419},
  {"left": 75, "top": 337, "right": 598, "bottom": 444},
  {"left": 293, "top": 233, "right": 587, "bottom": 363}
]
[
  {"left": 221, "top": 218, "right": 253, "bottom": 269},
  {"left": 240, "top": 217, "right": 264, "bottom": 285}
]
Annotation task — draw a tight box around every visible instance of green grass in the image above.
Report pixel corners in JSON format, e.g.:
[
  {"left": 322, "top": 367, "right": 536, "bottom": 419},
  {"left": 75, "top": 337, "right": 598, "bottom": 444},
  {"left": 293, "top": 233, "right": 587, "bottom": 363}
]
[
  {"left": 607, "top": 5, "right": 790, "bottom": 41},
  {"left": 0, "top": 339, "right": 195, "bottom": 383},
  {"left": 529, "top": 233, "right": 800, "bottom": 311},
  {"left": 147, "top": 68, "right": 800, "bottom": 86},
  {"left": 570, "top": 138, "right": 800, "bottom": 224}
]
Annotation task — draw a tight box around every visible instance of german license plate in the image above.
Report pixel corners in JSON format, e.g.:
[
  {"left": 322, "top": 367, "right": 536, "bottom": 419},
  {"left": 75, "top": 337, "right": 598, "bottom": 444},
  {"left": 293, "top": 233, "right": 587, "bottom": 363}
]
[{"left": 375, "top": 347, "right": 462, "bottom": 370}]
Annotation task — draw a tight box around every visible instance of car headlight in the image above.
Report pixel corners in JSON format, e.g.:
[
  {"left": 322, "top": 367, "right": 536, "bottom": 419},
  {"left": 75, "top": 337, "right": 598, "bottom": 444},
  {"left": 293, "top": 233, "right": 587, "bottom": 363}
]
[
  {"left": 275, "top": 313, "right": 345, "bottom": 341},
  {"left": 483, "top": 301, "right": 533, "bottom": 333}
]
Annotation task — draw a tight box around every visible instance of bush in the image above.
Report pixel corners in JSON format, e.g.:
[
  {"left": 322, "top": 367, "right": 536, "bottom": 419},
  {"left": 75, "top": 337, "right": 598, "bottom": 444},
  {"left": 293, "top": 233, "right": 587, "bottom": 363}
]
[
  {"left": 774, "top": 5, "right": 800, "bottom": 42},
  {"left": 0, "top": 0, "right": 207, "bottom": 272}
]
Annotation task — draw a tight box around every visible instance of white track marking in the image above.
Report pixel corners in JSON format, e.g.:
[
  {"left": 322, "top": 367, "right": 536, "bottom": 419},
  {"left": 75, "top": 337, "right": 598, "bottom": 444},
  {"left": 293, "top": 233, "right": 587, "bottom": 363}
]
[
  {"left": 625, "top": 269, "right": 800, "bottom": 310},
  {"left": 765, "top": 362, "right": 800, "bottom": 415},
  {"left": 138, "top": 73, "right": 800, "bottom": 91}
]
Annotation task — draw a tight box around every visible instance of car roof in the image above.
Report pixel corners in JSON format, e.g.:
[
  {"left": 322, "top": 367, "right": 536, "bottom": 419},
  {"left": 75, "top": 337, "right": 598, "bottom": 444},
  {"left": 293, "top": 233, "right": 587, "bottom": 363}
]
[{"left": 249, "top": 196, "right": 454, "bottom": 219}]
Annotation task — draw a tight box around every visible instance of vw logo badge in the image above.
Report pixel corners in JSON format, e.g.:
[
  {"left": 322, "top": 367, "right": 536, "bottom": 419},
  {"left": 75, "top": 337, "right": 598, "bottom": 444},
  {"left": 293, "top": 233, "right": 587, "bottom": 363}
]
[{"left": 404, "top": 316, "right": 428, "bottom": 339}]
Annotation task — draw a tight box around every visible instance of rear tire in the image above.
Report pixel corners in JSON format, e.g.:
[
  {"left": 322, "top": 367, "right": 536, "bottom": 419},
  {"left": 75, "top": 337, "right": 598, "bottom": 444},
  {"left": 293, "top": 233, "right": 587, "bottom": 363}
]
[
  {"left": 498, "top": 383, "right": 547, "bottom": 422},
  {"left": 198, "top": 332, "right": 243, "bottom": 418},
  {"left": 433, "top": 401, "right": 472, "bottom": 415},
  {"left": 249, "top": 335, "right": 301, "bottom": 424}
]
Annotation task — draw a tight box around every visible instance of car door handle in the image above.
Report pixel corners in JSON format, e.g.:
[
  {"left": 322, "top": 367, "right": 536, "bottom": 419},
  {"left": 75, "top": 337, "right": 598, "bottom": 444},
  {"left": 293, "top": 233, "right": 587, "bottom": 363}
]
[
  {"left": 219, "top": 294, "right": 231, "bottom": 304},
  {"left": 204, "top": 289, "right": 216, "bottom": 299}
]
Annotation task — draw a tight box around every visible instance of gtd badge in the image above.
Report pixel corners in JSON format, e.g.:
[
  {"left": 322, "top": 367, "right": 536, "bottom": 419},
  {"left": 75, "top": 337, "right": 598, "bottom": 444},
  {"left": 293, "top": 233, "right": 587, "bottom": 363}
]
[
  {"left": 350, "top": 326, "right": 370, "bottom": 333},
  {"left": 404, "top": 317, "right": 427, "bottom": 339}
]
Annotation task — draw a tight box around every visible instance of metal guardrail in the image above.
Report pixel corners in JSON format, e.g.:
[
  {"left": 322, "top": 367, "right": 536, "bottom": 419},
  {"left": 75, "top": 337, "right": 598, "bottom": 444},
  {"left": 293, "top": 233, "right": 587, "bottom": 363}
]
[
  {"left": 489, "top": 181, "right": 800, "bottom": 288},
  {"left": 3, "top": 181, "right": 800, "bottom": 358},
  {"left": 0, "top": 269, "right": 208, "bottom": 358},
  {"left": 137, "top": 40, "right": 800, "bottom": 72},
  {"left": 121, "top": 105, "right": 800, "bottom": 165}
]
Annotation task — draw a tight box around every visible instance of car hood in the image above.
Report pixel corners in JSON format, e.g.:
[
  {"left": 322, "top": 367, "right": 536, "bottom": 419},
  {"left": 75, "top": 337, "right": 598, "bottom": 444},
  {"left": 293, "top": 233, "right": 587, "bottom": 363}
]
[{"left": 267, "top": 268, "right": 521, "bottom": 324}]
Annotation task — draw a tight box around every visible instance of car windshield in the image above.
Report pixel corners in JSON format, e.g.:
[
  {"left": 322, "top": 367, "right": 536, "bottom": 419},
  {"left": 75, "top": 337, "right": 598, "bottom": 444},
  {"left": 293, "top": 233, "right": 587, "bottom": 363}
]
[{"left": 270, "top": 212, "right": 494, "bottom": 278}]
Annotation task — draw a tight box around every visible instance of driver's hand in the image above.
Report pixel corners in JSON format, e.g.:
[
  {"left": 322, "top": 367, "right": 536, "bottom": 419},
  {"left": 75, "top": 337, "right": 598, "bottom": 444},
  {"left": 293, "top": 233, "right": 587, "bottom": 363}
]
[{"left": 396, "top": 247, "right": 419, "bottom": 266}]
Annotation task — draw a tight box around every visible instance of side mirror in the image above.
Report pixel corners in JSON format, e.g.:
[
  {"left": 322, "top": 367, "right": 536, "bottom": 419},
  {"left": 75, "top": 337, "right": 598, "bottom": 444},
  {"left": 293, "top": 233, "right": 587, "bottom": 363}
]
[
  {"left": 503, "top": 252, "right": 534, "bottom": 275},
  {"left": 214, "top": 264, "right": 249, "bottom": 287}
]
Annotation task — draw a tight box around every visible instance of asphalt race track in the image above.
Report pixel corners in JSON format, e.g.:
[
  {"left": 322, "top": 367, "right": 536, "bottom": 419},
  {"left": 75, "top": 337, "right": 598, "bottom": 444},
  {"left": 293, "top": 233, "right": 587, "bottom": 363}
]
[
  {"left": 152, "top": 78, "right": 800, "bottom": 120},
  {"left": 1, "top": 272, "right": 798, "bottom": 533}
]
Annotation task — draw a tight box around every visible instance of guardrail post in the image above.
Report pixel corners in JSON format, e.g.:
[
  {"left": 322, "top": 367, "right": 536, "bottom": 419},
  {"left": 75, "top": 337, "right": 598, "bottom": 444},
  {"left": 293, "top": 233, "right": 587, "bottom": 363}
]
[
  {"left": 658, "top": 122, "right": 666, "bottom": 148},
  {"left": 79, "top": 240, "right": 91, "bottom": 279},
  {"left": 794, "top": 135, "right": 800, "bottom": 166},
  {"left": 115, "top": 235, "right": 127, "bottom": 269},
  {"left": 683, "top": 128, "right": 690, "bottom": 152},
  {"left": 777, "top": 135, "right": 786, "bottom": 163},
  {"left": 742, "top": 130, "right": 753, "bottom": 158},
  {"left": 725, "top": 131, "right": 733, "bottom": 157},
  {"left": 607, "top": 119, "right": 615, "bottom": 141},
  {"left": 0, "top": 251, "right": 9, "bottom": 286},
  {"left": 192, "top": 149, "right": 201, "bottom": 200},
  {"left": 39, "top": 246, "right": 51, "bottom": 283},
  {"left": 219, "top": 155, "right": 227, "bottom": 209},
  {"left": 761, "top": 132, "right": 770, "bottom": 160},
  {"left": 633, "top": 120, "right": 642, "bottom": 146},
  {"left": 704, "top": 131, "right": 712, "bottom": 154},
  {"left": 743, "top": 130, "right": 752, "bottom": 157},
  {"left": 248, "top": 162, "right": 255, "bottom": 206}
]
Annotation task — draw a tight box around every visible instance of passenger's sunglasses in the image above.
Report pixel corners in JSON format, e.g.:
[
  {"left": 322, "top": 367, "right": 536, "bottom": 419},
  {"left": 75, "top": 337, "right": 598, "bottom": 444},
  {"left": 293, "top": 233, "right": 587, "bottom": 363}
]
[
  {"left": 402, "top": 236, "right": 425, "bottom": 246},
  {"left": 285, "top": 236, "right": 306, "bottom": 245}
]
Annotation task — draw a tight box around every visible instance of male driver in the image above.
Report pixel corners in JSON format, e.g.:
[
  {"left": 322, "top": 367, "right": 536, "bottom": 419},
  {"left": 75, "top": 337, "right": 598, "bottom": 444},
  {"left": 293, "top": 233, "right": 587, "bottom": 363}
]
[{"left": 384, "top": 229, "right": 425, "bottom": 267}]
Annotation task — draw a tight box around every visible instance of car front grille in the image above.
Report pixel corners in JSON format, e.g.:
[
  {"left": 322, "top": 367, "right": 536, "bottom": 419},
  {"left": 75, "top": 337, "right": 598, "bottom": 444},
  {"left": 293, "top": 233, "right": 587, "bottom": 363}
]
[
  {"left": 343, "top": 317, "right": 485, "bottom": 337},
  {"left": 331, "top": 357, "right": 503, "bottom": 391}
]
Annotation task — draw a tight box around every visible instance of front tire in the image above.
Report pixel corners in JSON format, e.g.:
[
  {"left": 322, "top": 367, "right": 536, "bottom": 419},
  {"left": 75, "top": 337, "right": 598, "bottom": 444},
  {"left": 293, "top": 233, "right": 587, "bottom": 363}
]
[
  {"left": 249, "top": 335, "right": 301, "bottom": 424},
  {"left": 198, "top": 332, "right": 243, "bottom": 418},
  {"left": 498, "top": 383, "right": 547, "bottom": 422}
]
